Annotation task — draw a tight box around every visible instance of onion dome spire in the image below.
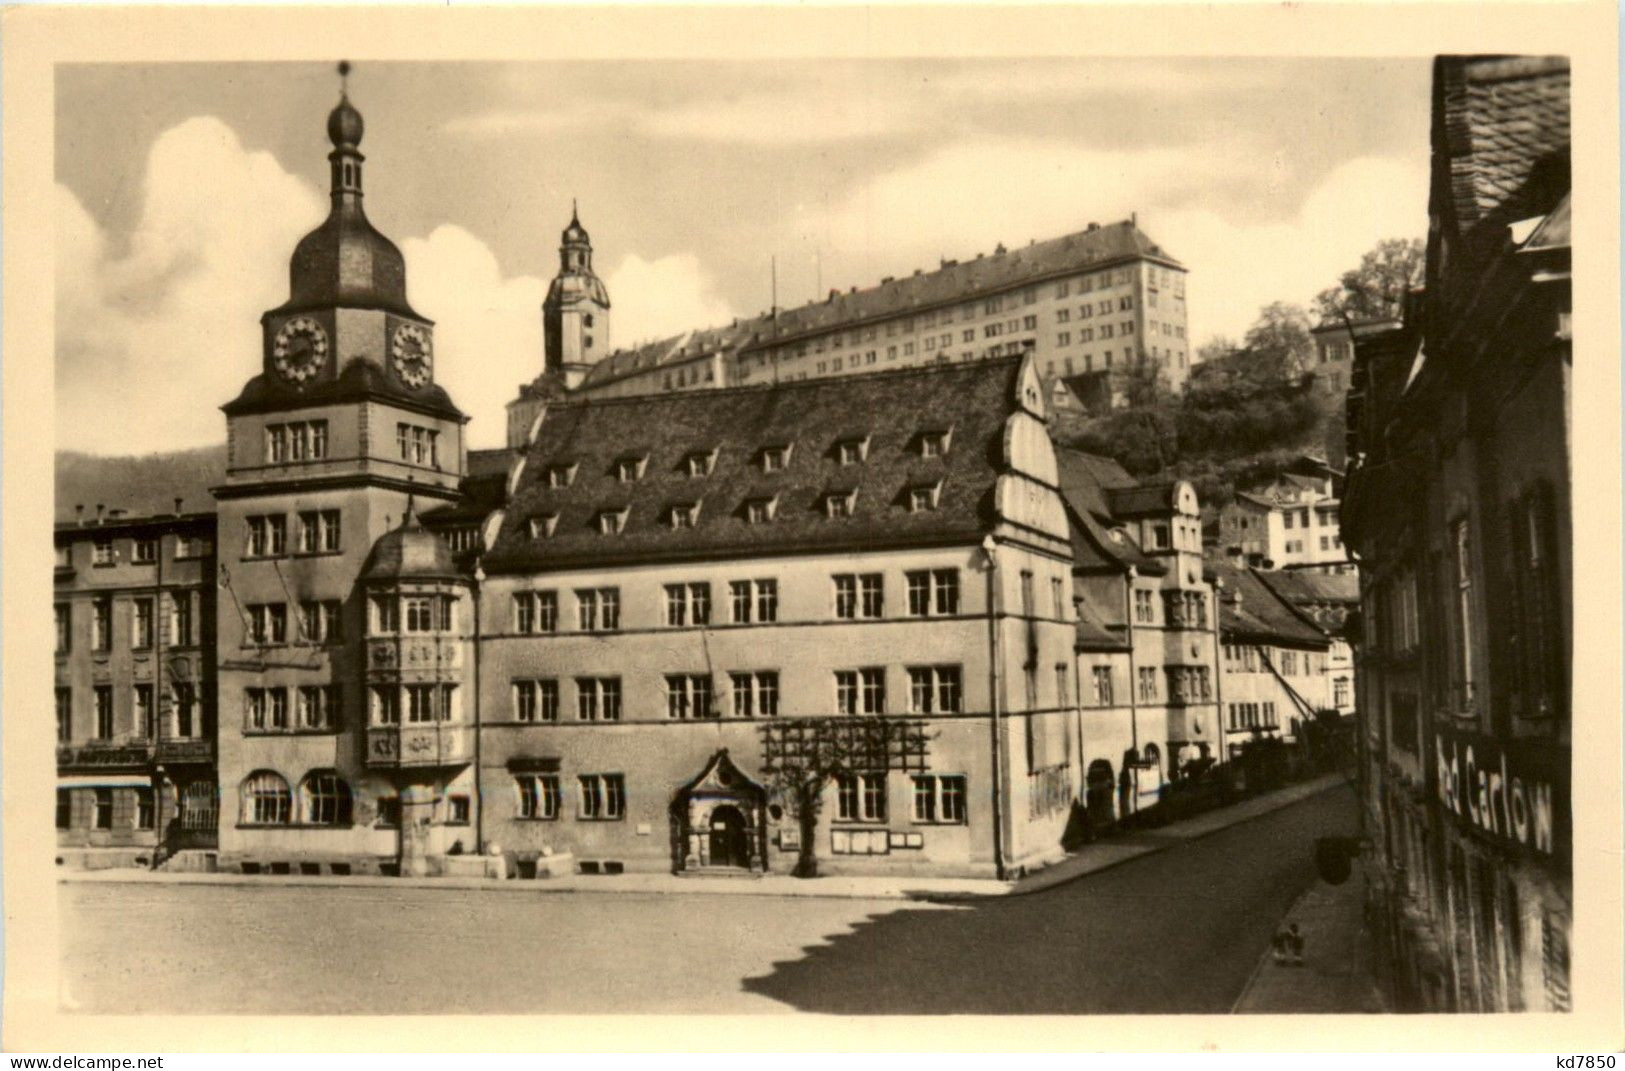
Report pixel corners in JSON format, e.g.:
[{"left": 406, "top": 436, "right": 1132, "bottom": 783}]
[{"left": 274, "top": 61, "right": 418, "bottom": 318}]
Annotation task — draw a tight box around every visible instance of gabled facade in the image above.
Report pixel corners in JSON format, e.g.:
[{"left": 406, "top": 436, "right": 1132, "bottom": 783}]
[
  {"left": 1216, "top": 458, "right": 1354, "bottom": 574},
  {"left": 478, "top": 355, "right": 1078, "bottom": 878},
  {"left": 1342, "top": 54, "right": 1571, "bottom": 1013}
]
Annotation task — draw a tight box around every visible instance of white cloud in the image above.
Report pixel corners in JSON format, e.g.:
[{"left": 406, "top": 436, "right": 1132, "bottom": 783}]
[
  {"left": 400, "top": 226, "right": 547, "bottom": 451},
  {"left": 57, "top": 115, "right": 739, "bottom": 454},
  {"left": 603, "top": 252, "right": 736, "bottom": 350},
  {"left": 1159, "top": 155, "right": 1429, "bottom": 343},
  {"left": 55, "top": 116, "right": 324, "bottom": 454}
]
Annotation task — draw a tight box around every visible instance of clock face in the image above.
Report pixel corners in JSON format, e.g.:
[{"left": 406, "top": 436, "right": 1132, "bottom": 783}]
[
  {"left": 271, "top": 317, "right": 329, "bottom": 385},
  {"left": 392, "top": 323, "right": 433, "bottom": 389}
]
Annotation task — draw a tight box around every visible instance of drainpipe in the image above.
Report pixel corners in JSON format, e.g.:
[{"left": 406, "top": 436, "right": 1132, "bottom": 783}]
[
  {"left": 472, "top": 560, "right": 485, "bottom": 855},
  {"left": 151, "top": 528, "right": 165, "bottom": 870},
  {"left": 981, "top": 535, "right": 1007, "bottom": 881},
  {"left": 1123, "top": 565, "right": 1140, "bottom": 762}
]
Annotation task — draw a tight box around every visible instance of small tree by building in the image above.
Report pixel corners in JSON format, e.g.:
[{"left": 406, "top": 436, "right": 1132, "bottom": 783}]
[{"left": 759, "top": 717, "right": 930, "bottom": 878}]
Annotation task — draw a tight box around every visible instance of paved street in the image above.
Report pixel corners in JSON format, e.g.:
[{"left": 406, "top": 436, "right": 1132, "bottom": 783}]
[{"left": 60, "top": 784, "right": 1358, "bottom": 1015}]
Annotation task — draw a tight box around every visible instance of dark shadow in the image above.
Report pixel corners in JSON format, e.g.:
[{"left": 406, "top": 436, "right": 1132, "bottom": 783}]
[{"left": 741, "top": 783, "right": 1356, "bottom": 1014}]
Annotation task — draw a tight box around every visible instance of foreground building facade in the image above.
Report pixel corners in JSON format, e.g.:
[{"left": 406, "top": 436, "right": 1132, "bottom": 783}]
[
  {"left": 54, "top": 79, "right": 1351, "bottom": 881},
  {"left": 1342, "top": 55, "right": 1571, "bottom": 1011}
]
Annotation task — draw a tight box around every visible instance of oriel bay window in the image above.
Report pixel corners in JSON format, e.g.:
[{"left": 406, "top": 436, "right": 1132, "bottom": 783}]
[
  {"left": 370, "top": 686, "right": 401, "bottom": 726},
  {"left": 665, "top": 674, "right": 715, "bottom": 719},
  {"left": 911, "top": 774, "right": 968, "bottom": 824},
  {"left": 836, "top": 772, "right": 887, "bottom": 822},
  {"left": 578, "top": 774, "right": 626, "bottom": 820},
  {"left": 517, "top": 774, "right": 561, "bottom": 819},
  {"left": 404, "top": 684, "right": 458, "bottom": 723}
]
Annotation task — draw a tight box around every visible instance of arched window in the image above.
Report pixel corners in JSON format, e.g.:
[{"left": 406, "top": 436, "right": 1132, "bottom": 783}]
[
  {"left": 300, "top": 771, "right": 352, "bottom": 826},
  {"left": 240, "top": 771, "right": 291, "bottom": 825}
]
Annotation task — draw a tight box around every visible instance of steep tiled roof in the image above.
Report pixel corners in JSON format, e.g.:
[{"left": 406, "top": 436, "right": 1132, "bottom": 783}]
[
  {"left": 1433, "top": 55, "right": 1570, "bottom": 239},
  {"left": 1107, "top": 482, "right": 1177, "bottom": 517},
  {"left": 1211, "top": 559, "right": 1329, "bottom": 648},
  {"left": 485, "top": 357, "right": 1027, "bottom": 572},
  {"left": 579, "top": 219, "right": 1179, "bottom": 390},
  {"left": 1075, "top": 597, "right": 1130, "bottom": 651}
]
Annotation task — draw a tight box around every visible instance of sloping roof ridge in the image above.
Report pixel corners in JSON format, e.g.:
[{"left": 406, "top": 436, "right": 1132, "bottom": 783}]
[
  {"left": 553, "top": 353, "right": 1025, "bottom": 413},
  {"left": 1249, "top": 566, "right": 1334, "bottom": 636}
]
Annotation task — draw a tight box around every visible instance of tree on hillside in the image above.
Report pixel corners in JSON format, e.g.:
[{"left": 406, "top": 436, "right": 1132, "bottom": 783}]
[
  {"left": 1242, "top": 302, "right": 1314, "bottom": 380},
  {"left": 1313, "top": 237, "right": 1424, "bottom": 324}
]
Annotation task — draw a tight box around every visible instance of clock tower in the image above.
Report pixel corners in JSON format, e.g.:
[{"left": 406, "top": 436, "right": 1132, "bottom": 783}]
[
  {"left": 542, "top": 204, "right": 611, "bottom": 390},
  {"left": 213, "top": 68, "right": 472, "bottom": 874}
]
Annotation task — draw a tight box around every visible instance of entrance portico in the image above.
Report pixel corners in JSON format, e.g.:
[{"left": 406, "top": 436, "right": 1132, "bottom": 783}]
[{"left": 673, "top": 750, "right": 768, "bottom": 873}]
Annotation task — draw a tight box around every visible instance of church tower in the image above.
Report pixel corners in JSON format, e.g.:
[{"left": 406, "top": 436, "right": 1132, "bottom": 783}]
[
  {"left": 213, "top": 66, "right": 473, "bottom": 874},
  {"left": 542, "top": 205, "right": 611, "bottom": 390}
]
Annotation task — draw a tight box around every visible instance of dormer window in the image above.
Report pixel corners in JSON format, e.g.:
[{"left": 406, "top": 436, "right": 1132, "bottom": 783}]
[
  {"left": 759, "top": 445, "right": 792, "bottom": 473},
  {"left": 596, "top": 508, "right": 628, "bottom": 535},
  {"left": 668, "top": 503, "right": 700, "bottom": 530},
  {"left": 684, "top": 450, "right": 717, "bottom": 478},
  {"left": 745, "top": 497, "right": 778, "bottom": 525},
  {"left": 918, "top": 430, "right": 952, "bottom": 458},
  {"left": 908, "top": 483, "right": 942, "bottom": 513},
  {"left": 614, "top": 456, "right": 647, "bottom": 483},
  {"left": 545, "top": 464, "right": 576, "bottom": 489},
  {"left": 529, "top": 514, "right": 559, "bottom": 540},
  {"left": 836, "top": 438, "right": 869, "bottom": 466},
  {"left": 825, "top": 491, "right": 856, "bottom": 518}
]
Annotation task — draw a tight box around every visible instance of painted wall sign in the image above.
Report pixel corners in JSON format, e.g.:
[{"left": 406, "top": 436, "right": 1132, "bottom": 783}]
[{"left": 1434, "top": 728, "right": 1566, "bottom": 860}]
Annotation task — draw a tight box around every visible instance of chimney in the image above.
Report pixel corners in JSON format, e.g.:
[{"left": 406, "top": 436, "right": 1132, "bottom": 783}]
[
  {"left": 1131, "top": 211, "right": 1138, "bottom": 226},
  {"left": 913, "top": 268, "right": 922, "bottom": 276},
  {"left": 75, "top": 504, "right": 85, "bottom": 527},
  {"left": 174, "top": 497, "right": 184, "bottom": 516},
  {"left": 1087, "top": 222, "right": 1099, "bottom": 232},
  {"left": 994, "top": 242, "right": 1007, "bottom": 255},
  {"left": 95, "top": 503, "right": 105, "bottom": 524}
]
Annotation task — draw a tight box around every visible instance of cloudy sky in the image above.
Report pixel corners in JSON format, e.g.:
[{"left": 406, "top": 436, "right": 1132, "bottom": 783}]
[{"left": 56, "top": 58, "right": 1431, "bottom": 455}]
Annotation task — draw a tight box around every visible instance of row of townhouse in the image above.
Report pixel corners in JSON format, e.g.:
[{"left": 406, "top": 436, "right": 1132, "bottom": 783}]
[
  {"left": 53, "top": 81, "right": 1348, "bottom": 881},
  {"left": 1341, "top": 55, "right": 1571, "bottom": 1012}
]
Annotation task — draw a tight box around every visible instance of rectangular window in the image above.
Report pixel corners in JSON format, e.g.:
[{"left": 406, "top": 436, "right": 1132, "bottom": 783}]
[
  {"left": 132, "top": 598, "right": 154, "bottom": 649},
  {"left": 859, "top": 667, "right": 886, "bottom": 714},
  {"left": 1134, "top": 589, "right": 1155, "bottom": 623},
  {"left": 56, "top": 603, "right": 70, "bottom": 654},
  {"left": 92, "top": 597, "right": 112, "bottom": 651},
  {"left": 664, "top": 673, "right": 715, "bottom": 719},
  {"left": 57, "top": 789, "right": 71, "bottom": 830},
  {"left": 575, "top": 678, "right": 621, "bottom": 722},
  {"left": 370, "top": 686, "right": 400, "bottom": 726},
  {"left": 132, "top": 537, "right": 158, "bottom": 564},
  {"left": 168, "top": 593, "right": 195, "bottom": 647},
  {"left": 1091, "top": 667, "right": 1113, "bottom": 707},
  {"left": 578, "top": 774, "right": 626, "bottom": 820},
  {"left": 907, "top": 665, "right": 963, "bottom": 713},
  {"left": 92, "top": 536, "right": 115, "bottom": 566},
  {"left": 133, "top": 684, "right": 154, "bottom": 739},
  {"left": 371, "top": 595, "right": 399, "bottom": 634},
  {"left": 171, "top": 682, "right": 198, "bottom": 738},
  {"left": 836, "top": 772, "right": 887, "bottom": 822},
  {"left": 297, "top": 685, "right": 336, "bottom": 730},
  {"left": 57, "top": 687, "right": 72, "bottom": 743},
  {"left": 575, "top": 588, "right": 620, "bottom": 631},
  {"left": 833, "top": 574, "right": 858, "bottom": 619},
  {"left": 93, "top": 788, "right": 114, "bottom": 830},
  {"left": 512, "top": 678, "right": 560, "bottom": 723},
  {"left": 517, "top": 775, "right": 561, "bottom": 820},
  {"left": 905, "top": 569, "right": 960, "bottom": 616},
  {"left": 911, "top": 774, "right": 968, "bottom": 824}
]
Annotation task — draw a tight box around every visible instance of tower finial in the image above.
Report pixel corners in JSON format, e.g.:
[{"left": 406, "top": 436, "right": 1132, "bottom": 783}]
[
  {"left": 337, "top": 60, "right": 351, "bottom": 95},
  {"left": 572, "top": 197, "right": 579, "bottom": 223}
]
